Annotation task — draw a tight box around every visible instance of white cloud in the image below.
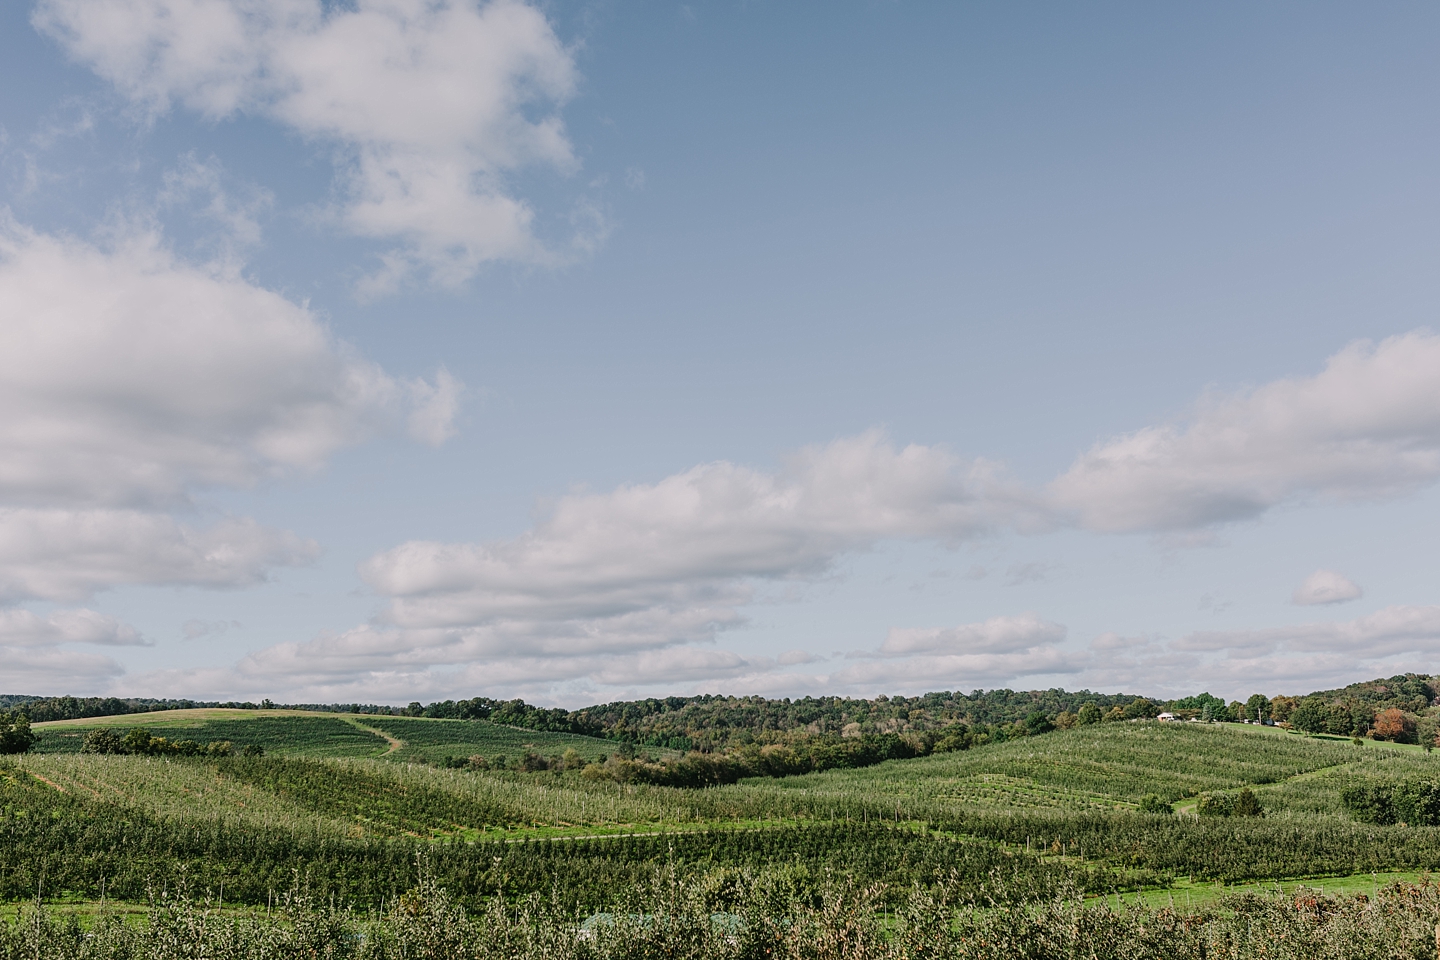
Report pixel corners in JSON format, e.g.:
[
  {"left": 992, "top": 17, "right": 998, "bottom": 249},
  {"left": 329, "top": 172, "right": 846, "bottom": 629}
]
[
  {"left": 127, "top": 433, "right": 1044, "bottom": 701},
  {"left": 878, "top": 613, "right": 1064, "bottom": 657},
  {"left": 824, "top": 646, "right": 1081, "bottom": 693},
  {"left": 0, "top": 510, "right": 317, "bottom": 603},
  {"left": 130, "top": 610, "right": 1077, "bottom": 705},
  {"left": 1292, "top": 569, "right": 1363, "bottom": 606},
  {"left": 406, "top": 369, "right": 464, "bottom": 447},
  {"left": 0, "top": 217, "right": 453, "bottom": 603},
  {"left": 0, "top": 608, "right": 144, "bottom": 647},
  {"left": 1, "top": 646, "right": 127, "bottom": 692},
  {"left": 361, "top": 430, "right": 1026, "bottom": 634},
  {"left": 0, "top": 608, "right": 141, "bottom": 694},
  {"left": 1050, "top": 332, "right": 1440, "bottom": 532},
  {"left": 0, "top": 218, "right": 454, "bottom": 508},
  {"left": 1179, "top": 604, "right": 1440, "bottom": 658},
  {"left": 36, "top": 0, "right": 581, "bottom": 288},
  {"left": 182, "top": 618, "right": 236, "bottom": 640},
  {"left": 1055, "top": 604, "right": 1440, "bottom": 702},
  {"left": 158, "top": 152, "right": 272, "bottom": 254}
]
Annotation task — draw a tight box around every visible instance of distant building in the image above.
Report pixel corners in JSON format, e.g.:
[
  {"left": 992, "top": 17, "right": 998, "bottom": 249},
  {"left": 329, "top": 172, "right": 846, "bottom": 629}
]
[{"left": 1157, "top": 712, "right": 1178, "bottom": 722}]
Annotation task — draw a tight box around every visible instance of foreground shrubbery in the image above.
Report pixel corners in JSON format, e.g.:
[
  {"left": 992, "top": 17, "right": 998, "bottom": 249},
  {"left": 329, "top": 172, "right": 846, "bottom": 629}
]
[
  {"left": 80, "top": 728, "right": 246, "bottom": 758},
  {"left": 4, "top": 870, "right": 1440, "bottom": 960},
  {"left": 1342, "top": 778, "right": 1440, "bottom": 826}
]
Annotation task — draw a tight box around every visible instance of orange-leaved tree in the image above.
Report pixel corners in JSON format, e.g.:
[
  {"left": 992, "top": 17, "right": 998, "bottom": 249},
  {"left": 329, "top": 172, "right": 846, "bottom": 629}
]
[{"left": 1371, "top": 708, "right": 1417, "bottom": 744}]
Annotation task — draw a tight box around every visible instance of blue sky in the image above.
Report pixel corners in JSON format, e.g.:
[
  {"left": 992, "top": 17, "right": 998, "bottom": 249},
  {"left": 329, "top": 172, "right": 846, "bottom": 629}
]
[{"left": 4, "top": 0, "right": 1440, "bottom": 706}]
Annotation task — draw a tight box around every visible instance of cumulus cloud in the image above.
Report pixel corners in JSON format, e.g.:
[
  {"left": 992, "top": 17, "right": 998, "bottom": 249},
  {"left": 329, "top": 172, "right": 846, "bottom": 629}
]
[
  {"left": 0, "top": 510, "right": 317, "bottom": 603},
  {"left": 877, "top": 614, "right": 1065, "bottom": 657},
  {"left": 2, "top": 646, "right": 128, "bottom": 692},
  {"left": 1050, "top": 332, "right": 1440, "bottom": 532},
  {"left": 362, "top": 430, "right": 1026, "bottom": 634},
  {"left": 36, "top": 0, "right": 581, "bottom": 289},
  {"left": 1292, "top": 569, "right": 1363, "bottom": 606},
  {"left": 131, "top": 610, "right": 1077, "bottom": 705},
  {"left": 1179, "top": 604, "right": 1440, "bottom": 658},
  {"left": 126, "top": 434, "right": 1047, "bottom": 701},
  {"left": 158, "top": 153, "right": 272, "bottom": 255},
  {"left": 1038, "top": 604, "right": 1440, "bottom": 701},
  {"left": 109, "top": 331, "right": 1440, "bottom": 701},
  {"left": 0, "top": 608, "right": 141, "bottom": 695},
  {"left": 0, "top": 217, "right": 453, "bottom": 603},
  {"left": 0, "top": 608, "right": 144, "bottom": 647},
  {"left": 0, "top": 219, "right": 454, "bottom": 508}
]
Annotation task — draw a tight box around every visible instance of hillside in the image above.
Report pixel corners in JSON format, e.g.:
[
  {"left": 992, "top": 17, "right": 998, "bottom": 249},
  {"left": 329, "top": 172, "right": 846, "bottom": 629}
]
[
  {"left": 13, "top": 673, "right": 1438, "bottom": 751},
  {"left": 29, "top": 709, "right": 626, "bottom": 767},
  {"left": 6, "top": 712, "right": 1440, "bottom": 917}
]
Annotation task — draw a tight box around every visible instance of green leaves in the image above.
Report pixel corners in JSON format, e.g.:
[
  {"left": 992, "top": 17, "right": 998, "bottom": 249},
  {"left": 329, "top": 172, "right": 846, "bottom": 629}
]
[{"left": 0, "top": 711, "right": 35, "bottom": 755}]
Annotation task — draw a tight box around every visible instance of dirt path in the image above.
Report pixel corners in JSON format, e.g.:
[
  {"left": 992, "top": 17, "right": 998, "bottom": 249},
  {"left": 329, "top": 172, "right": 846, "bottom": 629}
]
[
  {"left": 343, "top": 718, "right": 404, "bottom": 757},
  {"left": 27, "top": 771, "right": 68, "bottom": 793}
]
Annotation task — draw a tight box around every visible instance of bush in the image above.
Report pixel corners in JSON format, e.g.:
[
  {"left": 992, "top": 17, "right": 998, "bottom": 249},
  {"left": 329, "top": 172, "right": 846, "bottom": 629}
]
[
  {"left": 81, "top": 728, "right": 125, "bottom": 754},
  {"left": 0, "top": 711, "right": 35, "bottom": 755},
  {"left": 1197, "top": 792, "right": 1235, "bottom": 817},
  {"left": 81, "top": 727, "right": 234, "bottom": 757},
  {"left": 1343, "top": 778, "right": 1440, "bottom": 825},
  {"left": 1233, "top": 787, "right": 1264, "bottom": 817},
  {"left": 1198, "top": 788, "right": 1263, "bottom": 818},
  {"left": 1137, "top": 794, "right": 1171, "bottom": 815},
  {"left": 7, "top": 869, "right": 1440, "bottom": 959}
]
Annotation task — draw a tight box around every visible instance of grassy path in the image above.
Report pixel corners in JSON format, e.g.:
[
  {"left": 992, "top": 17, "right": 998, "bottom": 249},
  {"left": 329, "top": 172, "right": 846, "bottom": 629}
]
[
  {"left": 1095, "top": 870, "right": 1433, "bottom": 911},
  {"left": 342, "top": 718, "right": 404, "bottom": 757}
]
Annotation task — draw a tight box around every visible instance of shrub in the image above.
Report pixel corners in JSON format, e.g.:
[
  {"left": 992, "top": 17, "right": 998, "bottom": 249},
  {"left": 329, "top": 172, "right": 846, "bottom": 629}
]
[
  {"left": 0, "top": 711, "right": 34, "bottom": 755},
  {"left": 1233, "top": 787, "right": 1264, "bottom": 818},
  {"left": 1343, "top": 778, "right": 1440, "bottom": 826},
  {"left": 1137, "top": 794, "right": 1171, "bottom": 815},
  {"left": 82, "top": 728, "right": 125, "bottom": 754},
  {"left": 1197, "top": 793, "right": 1235, "bottom": 817},
  {"left": 1197, "top": 788, "right": 1263, "bottom": 818}
]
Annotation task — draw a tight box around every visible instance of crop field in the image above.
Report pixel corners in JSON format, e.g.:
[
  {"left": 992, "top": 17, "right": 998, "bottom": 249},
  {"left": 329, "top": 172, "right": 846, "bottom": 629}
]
[
  {"left": 762, "top": 721, "right": 1386, "bottom": 811},
  {"left": 8, "top": 709, "right": 1440, "bottom": 957},
  {"left": 30, "top": 710, "right": 627, "bottom": 766},
  {"left": 356, "top": 715, "right": 628, "bottom": 764},
  {"left": 32, "top": 711, "right": 391, "bottom": 758}
]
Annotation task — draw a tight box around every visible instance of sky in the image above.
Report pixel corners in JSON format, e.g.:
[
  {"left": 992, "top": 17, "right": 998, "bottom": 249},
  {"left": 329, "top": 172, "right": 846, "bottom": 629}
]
[{"left": 3, "top": 0, "right": 1440, "bottom": 707}]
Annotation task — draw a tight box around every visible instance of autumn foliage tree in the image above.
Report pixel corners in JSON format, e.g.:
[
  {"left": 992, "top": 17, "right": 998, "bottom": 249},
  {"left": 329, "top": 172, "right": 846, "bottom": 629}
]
[{"left": 1370, "top": 708, "right": 1417, "bottom": 744}]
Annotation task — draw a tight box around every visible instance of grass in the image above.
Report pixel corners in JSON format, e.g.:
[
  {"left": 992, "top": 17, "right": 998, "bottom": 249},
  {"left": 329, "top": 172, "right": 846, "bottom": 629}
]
[{"left": 1102, "top": 870, "right": 1434, "bottom": 912}]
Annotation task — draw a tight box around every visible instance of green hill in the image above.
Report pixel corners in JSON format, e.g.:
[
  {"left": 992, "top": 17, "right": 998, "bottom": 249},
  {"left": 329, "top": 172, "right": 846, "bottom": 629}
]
[
  {"left": 10, "top": 707, "right": 1440, "bottom": 927},
  {"left": 30, "top": 708, "right": 634, "bottom": 766}
]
